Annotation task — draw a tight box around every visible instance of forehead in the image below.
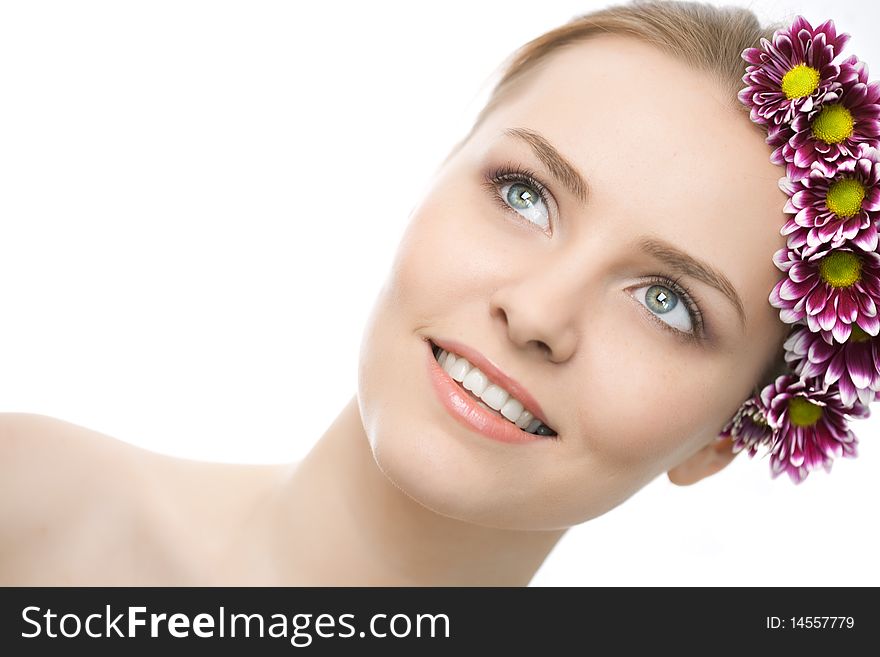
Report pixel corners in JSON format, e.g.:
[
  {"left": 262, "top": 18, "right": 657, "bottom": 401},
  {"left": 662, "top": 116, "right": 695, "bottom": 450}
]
[
  {"left": 471, "top": 34, "right": 788, "bottom": 327},
  {"left": 484, "top": 34, "right": 783, "bottom": 214}
]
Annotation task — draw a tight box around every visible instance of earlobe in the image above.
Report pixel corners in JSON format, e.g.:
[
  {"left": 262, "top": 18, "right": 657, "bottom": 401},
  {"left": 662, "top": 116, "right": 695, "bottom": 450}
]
[{"left": 667, "top": 435, "right": 738, "bottom": 486}]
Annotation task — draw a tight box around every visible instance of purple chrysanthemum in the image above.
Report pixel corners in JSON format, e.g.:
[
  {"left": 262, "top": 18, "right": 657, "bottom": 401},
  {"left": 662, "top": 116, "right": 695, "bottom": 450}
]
[
  {"left": 760, "top": 374, "right": 868, "bottom": 483},
  {"left": 769, "top": 243, "right": 880, "bottom": 343},
  {"left": 720, "top": 395, "right": 774, "bottom": 458},
  {"left": 779, "top": 143, "right": 880, "bottom": 255},
  {"left": 783, "top": 322, "right": 880, "bottom": 406},
  {"left": 775, "top": 55, "right": 880, "bottom": 182},
  {"left": 738, "top": 16, "right": 850, "bottom": 127},
  {"left": 737, "top": 15, "right": 880, "bottom": 484},
  {"left": 765, "top": 121, "right": 795, "bottom": 150}
]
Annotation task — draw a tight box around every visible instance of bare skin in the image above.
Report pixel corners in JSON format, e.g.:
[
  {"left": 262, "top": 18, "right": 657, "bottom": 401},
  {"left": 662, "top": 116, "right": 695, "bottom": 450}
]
[
  {"left": 1, "top": 34, "right": 785, "bottom": 586},
  {"left": 1, "top": 400, "right": 569, "bottom": 585},
  {"left": 0, "top": 412, "right": 289, "bottom": 585}
]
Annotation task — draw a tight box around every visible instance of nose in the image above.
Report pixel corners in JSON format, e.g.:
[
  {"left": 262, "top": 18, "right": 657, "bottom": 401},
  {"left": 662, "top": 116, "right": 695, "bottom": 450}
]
[{"left": 489, "top": 258, "right": 582, "bottom": 363}]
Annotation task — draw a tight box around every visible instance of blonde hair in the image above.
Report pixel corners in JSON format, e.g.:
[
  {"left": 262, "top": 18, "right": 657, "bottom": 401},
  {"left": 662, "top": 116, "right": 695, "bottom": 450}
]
[{"left": 456, "top": 0, "right": 791, "bottom": 387}]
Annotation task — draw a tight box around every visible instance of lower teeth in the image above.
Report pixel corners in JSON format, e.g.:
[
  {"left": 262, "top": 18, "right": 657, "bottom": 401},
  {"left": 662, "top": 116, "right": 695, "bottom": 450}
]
[{"left": 455, "top": 372, "right": 544, "bottom": 434}]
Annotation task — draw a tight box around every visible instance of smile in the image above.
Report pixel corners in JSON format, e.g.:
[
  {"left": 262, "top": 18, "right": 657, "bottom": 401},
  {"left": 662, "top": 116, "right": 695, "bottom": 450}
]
[{"left": 425, "top": 337, "right": 558, "bottom": 443}]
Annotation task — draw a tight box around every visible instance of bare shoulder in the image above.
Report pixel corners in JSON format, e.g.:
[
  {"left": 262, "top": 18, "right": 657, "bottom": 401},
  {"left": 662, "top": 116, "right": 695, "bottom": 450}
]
[
  {"left": 0, "top": 412, "right": 152, "bottom": 583},
  {"left": 0, "top": 413, "right": 293, "bottom": 585},
  {"left": 0, "top": 412, "right": 143, "bottom": 489},
  {"left": 1, "top": 410, "right": 128, "bottom": 449}
]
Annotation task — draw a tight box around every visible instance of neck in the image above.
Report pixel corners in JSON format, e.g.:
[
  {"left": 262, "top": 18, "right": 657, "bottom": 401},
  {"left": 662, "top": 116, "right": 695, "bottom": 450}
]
[{"left": 269, "top": 394, "right": 567, "bottom": 586}]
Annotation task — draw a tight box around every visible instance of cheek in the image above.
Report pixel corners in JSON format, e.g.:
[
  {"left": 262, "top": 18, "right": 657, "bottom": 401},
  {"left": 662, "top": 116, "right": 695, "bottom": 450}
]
[
  {"left": 571, "top": 319, "right": 728, "bottom": 468},
  {"left": 357, "top": 187, "right": 499, "bottom": 438},
  {"left": 388, "top": 190, "right": 506, "bottom": 316}
]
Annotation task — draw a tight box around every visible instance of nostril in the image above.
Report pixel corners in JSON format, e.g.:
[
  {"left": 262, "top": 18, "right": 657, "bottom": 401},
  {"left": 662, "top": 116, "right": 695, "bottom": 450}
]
[
  {"left": 492, "top": 305, "right": 509, "bottom": 327},
  {"left": 530, "top": 339, "right": 552, "bottom": 357}
]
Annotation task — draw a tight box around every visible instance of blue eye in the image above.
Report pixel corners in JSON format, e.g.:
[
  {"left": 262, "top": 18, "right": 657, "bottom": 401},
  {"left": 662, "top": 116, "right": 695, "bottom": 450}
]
[
  {"left": 631, "top": 278, "right": 705, "bottom": 341},
  {"left": 483, "top": 164, "right": 552, "bottom": 231}
]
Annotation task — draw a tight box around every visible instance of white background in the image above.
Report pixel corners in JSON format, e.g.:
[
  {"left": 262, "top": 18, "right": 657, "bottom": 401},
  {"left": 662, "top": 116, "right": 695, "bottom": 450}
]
[{"left": 1, "top": 0, "right": 878, "bottom": 586}]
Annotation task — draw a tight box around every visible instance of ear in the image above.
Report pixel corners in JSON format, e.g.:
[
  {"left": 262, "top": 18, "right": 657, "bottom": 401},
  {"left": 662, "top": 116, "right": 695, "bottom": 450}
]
[{"left": 667, "top": 435, "right": 738, "bottom": 486}]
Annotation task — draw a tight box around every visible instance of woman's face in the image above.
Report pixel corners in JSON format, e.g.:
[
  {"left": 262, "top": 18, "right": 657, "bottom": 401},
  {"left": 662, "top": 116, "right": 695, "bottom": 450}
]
[{"left": 357, "top": 34, "right": 790, "bottom": 530}]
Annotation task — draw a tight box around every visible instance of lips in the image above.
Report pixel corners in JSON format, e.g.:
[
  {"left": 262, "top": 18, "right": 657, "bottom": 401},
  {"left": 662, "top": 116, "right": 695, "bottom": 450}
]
[
  {"left": 425, "top": 340, "right": 554, "bottom": 444},
  {"left": 427, "top": 335, "right": 557, "bottom": 435}
]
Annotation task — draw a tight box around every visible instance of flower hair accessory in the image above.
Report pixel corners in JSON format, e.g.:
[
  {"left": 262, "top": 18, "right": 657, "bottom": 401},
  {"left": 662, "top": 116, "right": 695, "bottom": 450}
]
[{"left": 728, "top": 16, "right": 880, "bottom": 483}]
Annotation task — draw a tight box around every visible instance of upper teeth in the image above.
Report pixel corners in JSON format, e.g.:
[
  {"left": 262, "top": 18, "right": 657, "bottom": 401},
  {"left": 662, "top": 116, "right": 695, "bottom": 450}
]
[{"left": 435, "top": 346, "right": 549, "bottom": 434}]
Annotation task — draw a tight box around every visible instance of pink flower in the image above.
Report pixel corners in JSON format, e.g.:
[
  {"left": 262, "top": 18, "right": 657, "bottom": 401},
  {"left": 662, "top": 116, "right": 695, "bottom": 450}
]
[
  {"left": 783, "top": 323, "right": 880, "bottom": 406},
  {"left": 779, "top": 143, "right": 880, "bottom": 255},
  {"left": 761, "top": 375, "right": 868, "bottom": 483},
  {"left": 775, "top": 55, "right": 880, "bottom": 182},
  {"left": 720, "top": 395, "right": 774, "bottom": 458},
  {"left": 738, "top": 16, "right": 850, "bottom": 127},
  {"left": 769, "top": 243, "right": 880, "bottom": 343}
]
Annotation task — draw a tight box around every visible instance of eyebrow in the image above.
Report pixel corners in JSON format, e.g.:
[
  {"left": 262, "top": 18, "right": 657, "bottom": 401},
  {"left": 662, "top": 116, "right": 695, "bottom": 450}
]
[
  {"left": 504, "top": 126, "right": 746, "bottom": 329},
  {"left": 503, "top": 127, "right": 591, "bottom": 205},
  {"left": 638, "top": 237, "right": 747, "bottom": 329}
]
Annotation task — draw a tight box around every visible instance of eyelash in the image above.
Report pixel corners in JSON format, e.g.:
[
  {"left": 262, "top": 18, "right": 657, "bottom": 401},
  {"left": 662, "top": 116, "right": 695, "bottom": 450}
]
[
  {"left": 481, "top": 162, "right": 554, "bottom": 228},
  {"left": 482, "top": 162, "right": 707, "bottom": 343},
  {"left": 639, "top": 274, "right": 706, "bottom": 343}
]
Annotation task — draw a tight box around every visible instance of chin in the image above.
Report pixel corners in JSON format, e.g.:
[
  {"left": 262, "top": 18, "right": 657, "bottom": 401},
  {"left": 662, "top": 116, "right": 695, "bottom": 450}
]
[
  {"left": 367, "top": 420, "right": 562, "bottom": 530},
  {"left": 364, "top": 414, "right": 634, "bottom": 530}
]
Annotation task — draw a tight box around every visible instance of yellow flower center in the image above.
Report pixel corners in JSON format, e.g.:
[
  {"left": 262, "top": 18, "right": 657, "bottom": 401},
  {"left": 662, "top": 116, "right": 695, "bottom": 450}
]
[
  {"left": 781, "top": 64, "right": 821, "bottom": 99},
  {"left": 826, "top": 178, "right": 866, "bottom": 217},
  {"left": 848, "top": 324, "right": 871, "bottom": 343},
  {"left": 811, "top": 104, "right": 855, "bottom": 144},
  {"left": 818, "top": 251, "right": 862, "bottom": 287},
  {"left": 788, "top": 397, "right": 824, "bottom": 427}
]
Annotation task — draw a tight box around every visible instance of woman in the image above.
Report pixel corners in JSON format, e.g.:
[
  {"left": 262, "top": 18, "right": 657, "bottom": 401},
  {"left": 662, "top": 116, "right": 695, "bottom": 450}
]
[{"left": 0, "top": 1, "right": 860, "bottom": 585}]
